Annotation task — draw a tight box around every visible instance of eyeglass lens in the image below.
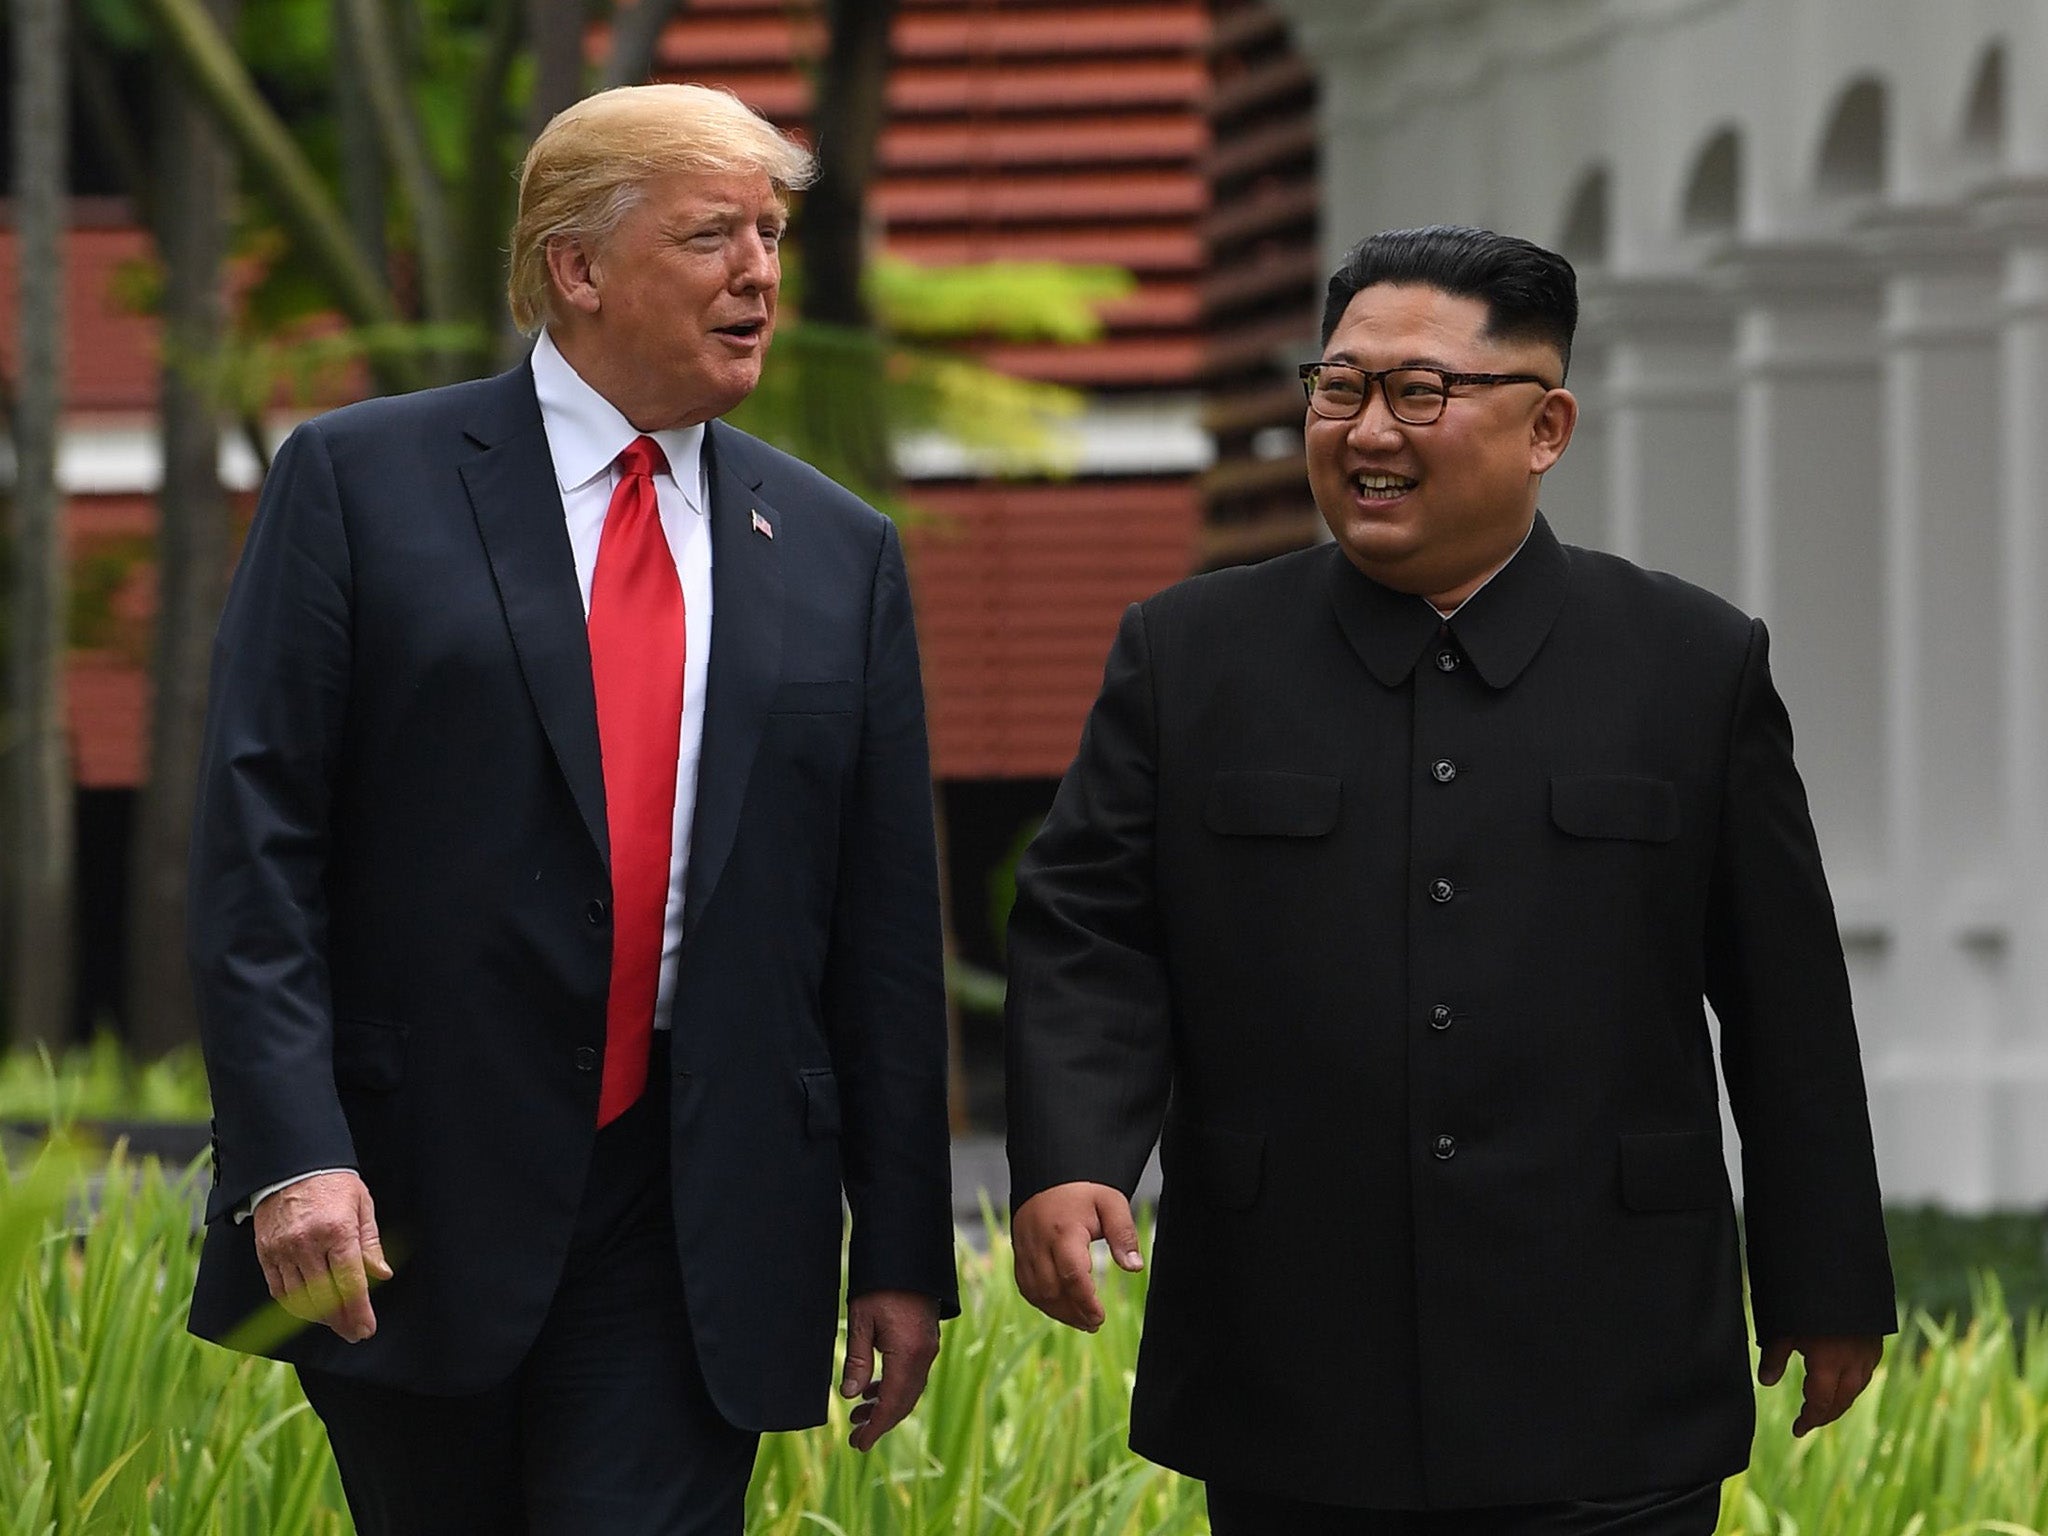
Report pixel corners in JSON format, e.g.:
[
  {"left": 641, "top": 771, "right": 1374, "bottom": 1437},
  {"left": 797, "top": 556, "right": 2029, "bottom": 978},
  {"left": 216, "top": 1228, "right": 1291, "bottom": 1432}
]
[{"left": 1306, "top": 367, "right": 1449, "bottom": 425}]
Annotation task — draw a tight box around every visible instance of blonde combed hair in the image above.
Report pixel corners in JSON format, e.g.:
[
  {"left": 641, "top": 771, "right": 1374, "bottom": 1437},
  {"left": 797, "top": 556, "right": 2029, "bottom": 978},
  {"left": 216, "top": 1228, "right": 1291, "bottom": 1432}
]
[{"left": 507, "top": 83, "right": 817, "bottom": 335}]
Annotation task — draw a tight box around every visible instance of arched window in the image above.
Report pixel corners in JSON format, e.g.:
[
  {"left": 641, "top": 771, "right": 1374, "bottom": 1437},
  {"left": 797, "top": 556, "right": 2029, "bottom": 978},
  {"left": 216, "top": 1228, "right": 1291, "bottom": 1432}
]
[
  {"left": 1961, "top": 43, "right": 2006, "bottom": 166},
  {"left": 1559, "top": 165, "right": 1611, "bottom": 268},
  {"left": 1815, "top": 76, "right": 1888, "bottom": 199},
  {"left": 1681, "top": 126, "right": 1742, "bottom": 236}
]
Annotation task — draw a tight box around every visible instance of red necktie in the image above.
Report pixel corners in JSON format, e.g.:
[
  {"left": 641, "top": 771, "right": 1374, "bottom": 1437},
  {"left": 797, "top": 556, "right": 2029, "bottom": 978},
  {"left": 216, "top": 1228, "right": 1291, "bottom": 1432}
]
[{"left": 587, "top": 435, "right": 684, "bottom": 1126}]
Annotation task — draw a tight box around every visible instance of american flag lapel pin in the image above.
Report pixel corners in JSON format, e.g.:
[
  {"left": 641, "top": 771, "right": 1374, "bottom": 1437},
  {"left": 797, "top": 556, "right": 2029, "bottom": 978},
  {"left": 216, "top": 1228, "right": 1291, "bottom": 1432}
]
[{"left": 751, "top": 508, "right": 774, "bottom": 540}]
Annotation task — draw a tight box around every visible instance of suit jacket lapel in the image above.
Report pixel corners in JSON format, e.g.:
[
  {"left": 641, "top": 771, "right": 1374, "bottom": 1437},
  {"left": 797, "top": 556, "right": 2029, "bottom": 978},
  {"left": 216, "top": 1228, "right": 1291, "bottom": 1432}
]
[
  {"left": 460, "top": 364, "right": 611, "bottom": 866},
  {"left": 684, "top": 421, "right": 784, "bottom": 937}
]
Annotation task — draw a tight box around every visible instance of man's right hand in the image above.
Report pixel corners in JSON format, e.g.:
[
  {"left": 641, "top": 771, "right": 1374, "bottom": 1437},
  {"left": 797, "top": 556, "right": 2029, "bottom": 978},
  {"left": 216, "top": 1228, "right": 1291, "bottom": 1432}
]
[
  {"left": 1012, "top": 1181, "right": 1143, "bottom": 1332},
  {"left": 251, "top": 1170, "right": 392, "bottom": 1344}
]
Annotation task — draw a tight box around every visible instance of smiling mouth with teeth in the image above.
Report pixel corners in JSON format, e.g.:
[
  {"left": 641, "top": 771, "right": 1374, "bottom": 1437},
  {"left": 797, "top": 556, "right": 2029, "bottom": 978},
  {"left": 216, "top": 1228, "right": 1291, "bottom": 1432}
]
[{"left": 1354, "top": 473, "right": 1418, "bottom": 500}]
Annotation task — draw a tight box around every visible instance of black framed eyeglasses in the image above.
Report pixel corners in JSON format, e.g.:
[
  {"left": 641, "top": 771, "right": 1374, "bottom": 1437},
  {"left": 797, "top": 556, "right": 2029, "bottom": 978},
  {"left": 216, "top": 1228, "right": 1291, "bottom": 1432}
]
[{"left": 1298, "top": 363, "right": 1553, "bottom": 426}]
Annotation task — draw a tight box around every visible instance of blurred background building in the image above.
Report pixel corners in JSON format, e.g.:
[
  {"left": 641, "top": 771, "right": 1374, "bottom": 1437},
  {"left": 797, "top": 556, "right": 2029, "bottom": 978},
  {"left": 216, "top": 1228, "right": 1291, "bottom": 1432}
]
[{"left": 4, "top": 0, "right": 2044, "bottom": 1210}]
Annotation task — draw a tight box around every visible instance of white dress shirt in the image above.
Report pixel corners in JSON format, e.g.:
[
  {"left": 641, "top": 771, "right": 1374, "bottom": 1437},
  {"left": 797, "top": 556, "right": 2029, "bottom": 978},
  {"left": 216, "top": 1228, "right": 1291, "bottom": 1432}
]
[
  {"left": 531, "top": 325, "right": 715, "bottom": 1026},
  {"left": 242, "top": 334, "right": 716, "bottom": 1218}
]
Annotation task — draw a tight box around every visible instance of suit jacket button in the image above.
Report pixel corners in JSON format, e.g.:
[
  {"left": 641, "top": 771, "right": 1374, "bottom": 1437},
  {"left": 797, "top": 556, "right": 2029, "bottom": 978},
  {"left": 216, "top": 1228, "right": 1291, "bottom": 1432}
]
[
  {"left": 1431, "top": 758, "right": 1457, "bottom": 783},
  {"left": 585, "top": 899, "right": 609, "bottom": 926},
  {"left": 1435, "top": 649, "right": 1461, "bottom": 672},
  {"left": 574, "top": 1046, "right": 598, "bottom": 1072},
  {"left": 1429, "top": 1004, "right": 1453, "bottom": 1029},
  {"left": 1432, "top": 1134, "right": 1457, "bottom": 1160},
  {"left": 1428, "top": 877, "right": 1456, "bottom": 903}
]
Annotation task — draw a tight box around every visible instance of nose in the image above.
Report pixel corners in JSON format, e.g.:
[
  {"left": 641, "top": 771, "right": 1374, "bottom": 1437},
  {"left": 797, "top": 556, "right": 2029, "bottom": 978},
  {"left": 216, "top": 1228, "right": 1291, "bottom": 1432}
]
[
  {"left": 729, "top": 229, "right": 777, "bottom": 292},
  {"left": 1347, "top": 379, "right": 1405, "bottom": 444}
]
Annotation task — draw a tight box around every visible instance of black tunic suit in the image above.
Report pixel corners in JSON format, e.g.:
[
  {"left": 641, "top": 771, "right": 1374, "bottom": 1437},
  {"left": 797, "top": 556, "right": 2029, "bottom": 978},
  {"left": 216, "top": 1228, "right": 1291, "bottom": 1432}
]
[
  {"left": 186, "top": 363, "right": 957, "bottom": 1430},
  {"left": 1006, "top": 513, "right": 1893, "bottom": 1509}
]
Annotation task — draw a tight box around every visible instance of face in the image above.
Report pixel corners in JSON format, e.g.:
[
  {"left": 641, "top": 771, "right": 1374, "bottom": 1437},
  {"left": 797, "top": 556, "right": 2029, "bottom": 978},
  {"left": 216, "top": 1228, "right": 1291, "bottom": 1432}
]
[
  {"left": 547, "top": 167, "right": 784, "bottom": 432},
  {"left": 1305, "top": 283, "right": 1576, "bottom": 607}
]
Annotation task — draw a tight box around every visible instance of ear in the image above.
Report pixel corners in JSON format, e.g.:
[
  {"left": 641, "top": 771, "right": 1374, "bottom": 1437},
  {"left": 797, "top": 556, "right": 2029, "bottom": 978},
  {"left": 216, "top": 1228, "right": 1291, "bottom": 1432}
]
[
  {"left": 1528, "top": 387, "right": 1577, "bottom": 474},
  {"left": 544, "top": 235, "right": 603, "bottom": 318}
]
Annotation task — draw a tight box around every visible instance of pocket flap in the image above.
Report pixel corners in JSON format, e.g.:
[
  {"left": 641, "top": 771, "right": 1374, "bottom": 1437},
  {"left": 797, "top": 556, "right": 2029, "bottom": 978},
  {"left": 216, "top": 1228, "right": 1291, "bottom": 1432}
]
[
  {"left": 1551, "top": 775, "right": 1679, "bottom": 842},
  {"left": 800, "top": 1067, "right": 842, "bottom": 1138},
  {"left": 332, "top": 1017, "right": 407, "bottom": 1092},
  {"left": 1619, "top": 1129, "right": 1725, "bottom": 1213},
  {"left": 1204, "top": 772, "right": 1341, "bottom": 838},
  {"left": 771, "top": 680, "right": 859, "bottom": 715}
]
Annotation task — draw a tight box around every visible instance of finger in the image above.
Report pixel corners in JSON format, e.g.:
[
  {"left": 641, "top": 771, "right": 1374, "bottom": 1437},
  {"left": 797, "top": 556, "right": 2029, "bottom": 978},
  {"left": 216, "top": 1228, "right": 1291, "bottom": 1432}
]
[
  {"left": 841, "top": 1309, "right": 876, "bottom": 1400},
  {"left": 851, "top": 1367, "right": 917, "bottom": 1453},
  {"left": 357, "top": 1199, "right": 393, "bottom": 1283},
  {"left": 1757, "top": 1338, "right": 1793, "bottom": 1387},
  {"left": 274, "top": 1258, "right": 323, "bottom": 1323},
  {"left": 258, "top": 1254, "right": 289, "bottom": 1305},
  {"left": 1096, "top": 1190, "right": 1144, "bottom": 1272},
  {"left": 1052, "top": 1230, "right": 1104, "bottom": 1330},
  {"left": 327, "top": 1247, "right": 377, "bottom": 1343},
  {"left": 1795, "top": 1361, "right": 1849, "bottom": 1436},
  {"left": 300, "top": 1258, "right": 346, "bottom": 1328},
  {"left": 1015, "top": 1238, "right": 1069, "bottom": 1322}
]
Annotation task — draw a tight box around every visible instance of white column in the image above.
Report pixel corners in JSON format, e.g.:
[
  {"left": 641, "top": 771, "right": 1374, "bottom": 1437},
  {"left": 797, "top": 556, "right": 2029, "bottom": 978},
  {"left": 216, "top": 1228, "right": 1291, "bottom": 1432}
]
[
  {"left": 1710, "top": 244, "right": 1887, "bottom": 899},
  {"left": 1975, "top": 178, "right": 2048, "bottom": 1204},
  {"left": 1577, "top": 276, "right": 1738, "bottom": 594},
  {"left": 1854, "top": 206, "right": 2006, "bottom": 1207},
  {"left": 1536, "top": 330, "right": 1609, "bottom": 553}
]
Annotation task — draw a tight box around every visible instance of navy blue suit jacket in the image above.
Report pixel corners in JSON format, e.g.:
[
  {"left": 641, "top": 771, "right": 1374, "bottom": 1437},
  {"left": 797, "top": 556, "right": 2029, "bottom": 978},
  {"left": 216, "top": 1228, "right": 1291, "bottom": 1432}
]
[{"left": 187, "top": 362, "right": 957, "bottom": 1428}]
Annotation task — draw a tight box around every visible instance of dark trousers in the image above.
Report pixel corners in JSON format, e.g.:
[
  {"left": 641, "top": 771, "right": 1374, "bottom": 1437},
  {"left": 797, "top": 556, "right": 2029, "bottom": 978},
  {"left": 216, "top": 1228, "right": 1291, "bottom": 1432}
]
[
  {"left": 299, "top": 1038, "right": 758, "bottom": 1536},
  {"left": 1206, "top": 1481, "right": 1723, "bottom": 1536}
]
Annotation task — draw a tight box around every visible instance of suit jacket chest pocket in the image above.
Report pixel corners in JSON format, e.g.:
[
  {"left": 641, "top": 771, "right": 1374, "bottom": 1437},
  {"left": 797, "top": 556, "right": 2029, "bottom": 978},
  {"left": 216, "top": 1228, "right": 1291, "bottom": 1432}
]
[
  {"left": 1204, "top": 771, "right": 1342, "bottom": 838},
  {"left": 1550, "top": 775, "right": 1679, "bottom": 843}
]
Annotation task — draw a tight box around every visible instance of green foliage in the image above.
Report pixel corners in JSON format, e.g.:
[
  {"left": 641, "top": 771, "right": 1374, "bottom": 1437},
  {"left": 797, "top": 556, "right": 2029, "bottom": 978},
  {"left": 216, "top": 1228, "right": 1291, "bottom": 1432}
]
[
  {"left": 729, "top": 254, "right": 1130, "bottom": 507},
  {"left": 172, "top": 321, "right": 494, "bottom": 418},
  {"left": 82, "top": 0, "right": 154, "bottom": 51},
  {"left": 1722, "top": 1275, "right": 2048, "bottom": 1535},
  {"left": 6, "top": 1148, "right": 2048, "bottom": 1532},
  {"left": 872, "top": 257, "right": 1134, "bottom": 344},
  {"left": 66, "top": 536, "right": 155, "bottom": 656},
  {"left": 986, "top": 814, "right": 1043, "bottom": 959},
  {"left": 1884, "top": 1205, "right": 2048, "bottom": 1330},
  {"left": 0, "top": 1035, "right": 214, "bottom": 1125},
  {"left": 0, "top": 1143, "right": 348, "bottom": 1533}
]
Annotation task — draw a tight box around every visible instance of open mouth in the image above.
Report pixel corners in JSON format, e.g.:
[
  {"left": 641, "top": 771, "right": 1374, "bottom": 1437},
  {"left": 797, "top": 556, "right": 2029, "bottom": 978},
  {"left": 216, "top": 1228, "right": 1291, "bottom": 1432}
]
[
  {"left": 1354, "top": 472, "right": 1418, "bottom": 501},
  {"left": 713, "top": 319, "right": 767, "bottom": 340}
]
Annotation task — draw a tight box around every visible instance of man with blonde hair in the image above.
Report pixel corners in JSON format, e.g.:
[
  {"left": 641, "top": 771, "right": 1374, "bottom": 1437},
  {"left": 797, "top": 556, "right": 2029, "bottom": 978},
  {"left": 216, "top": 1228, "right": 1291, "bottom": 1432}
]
[{"left": 187, "top": 83, "right": 957, "bottom": 1534}]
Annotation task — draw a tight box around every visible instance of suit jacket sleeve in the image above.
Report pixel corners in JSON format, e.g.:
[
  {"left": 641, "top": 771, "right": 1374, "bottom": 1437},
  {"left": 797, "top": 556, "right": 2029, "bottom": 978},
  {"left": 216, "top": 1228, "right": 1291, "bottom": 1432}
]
[
  {"left": 823, "top": 518, "right": 960, "bottom": 1314},
  {"left": 187, "top": 421, "right": 359, "bottom": 1224},
  {"left": 1706, "top": 617, "right": 1896, "bottom": 1340},
  {"left": 1004, "top": 601, "right": 1175, "bottom": 1209}
]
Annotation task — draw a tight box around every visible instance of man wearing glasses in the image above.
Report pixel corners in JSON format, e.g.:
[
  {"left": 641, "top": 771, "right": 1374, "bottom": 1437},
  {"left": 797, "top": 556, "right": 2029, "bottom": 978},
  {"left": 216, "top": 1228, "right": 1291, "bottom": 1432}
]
[{"left": 1004, "top": 225, "right": 1894, "bottom": 1533}]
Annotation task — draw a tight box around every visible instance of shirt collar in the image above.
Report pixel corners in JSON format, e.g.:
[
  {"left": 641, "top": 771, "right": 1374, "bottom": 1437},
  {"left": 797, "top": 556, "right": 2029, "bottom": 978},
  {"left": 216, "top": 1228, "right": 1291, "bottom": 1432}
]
[
  {"left": 1327, "top": 512, "right": 1571, "bottom": 690},
  {"left": 531, "top": 328, "right": 707, "bottom": 515}
]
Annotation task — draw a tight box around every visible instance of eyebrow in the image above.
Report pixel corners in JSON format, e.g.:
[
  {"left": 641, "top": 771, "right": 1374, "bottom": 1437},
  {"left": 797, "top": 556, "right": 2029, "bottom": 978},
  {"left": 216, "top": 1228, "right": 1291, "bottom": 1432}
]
[
  {"left": 667, "top": 204, "right": 788, "bottom": 231},
  {"left": 1320, "top": 350, "right": 1461, "bottom": 370}
]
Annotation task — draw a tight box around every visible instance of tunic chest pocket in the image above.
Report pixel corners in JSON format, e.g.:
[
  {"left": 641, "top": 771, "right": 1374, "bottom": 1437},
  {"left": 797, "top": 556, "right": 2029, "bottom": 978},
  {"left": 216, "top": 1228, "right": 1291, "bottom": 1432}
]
[
  {"left": 1204, "top": 771, "right": 1341, "bottom": 837},
  {"left": 1550, "top": 775, "right": 1679, "bottom": 843}
]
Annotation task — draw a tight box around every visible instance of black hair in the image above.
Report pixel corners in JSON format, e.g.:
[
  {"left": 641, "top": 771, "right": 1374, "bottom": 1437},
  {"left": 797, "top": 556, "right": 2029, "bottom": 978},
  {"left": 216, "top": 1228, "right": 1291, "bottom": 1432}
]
[{"left": 1320, "top": 224, "right": 1579, "bottom": 379}]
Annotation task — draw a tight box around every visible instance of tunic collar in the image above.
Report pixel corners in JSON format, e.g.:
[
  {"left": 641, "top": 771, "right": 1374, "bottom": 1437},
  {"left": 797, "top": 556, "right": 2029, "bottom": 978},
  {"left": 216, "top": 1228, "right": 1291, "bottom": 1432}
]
[{"left": 1327, "top": 511, "right": 1571, "bottom": 690}]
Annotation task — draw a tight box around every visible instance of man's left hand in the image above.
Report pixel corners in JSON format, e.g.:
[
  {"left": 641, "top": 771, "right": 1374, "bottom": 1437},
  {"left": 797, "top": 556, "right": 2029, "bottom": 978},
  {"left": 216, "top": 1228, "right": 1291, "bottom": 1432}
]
[
  {"left": 1758, "top": 1334, "right": 1883, "bottom": 1436},
  {"left": 841, "top": 1289, "right": 941, "bottom": 1452}
]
